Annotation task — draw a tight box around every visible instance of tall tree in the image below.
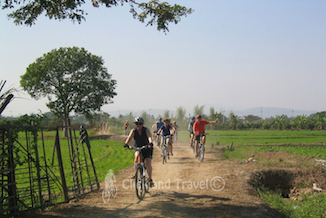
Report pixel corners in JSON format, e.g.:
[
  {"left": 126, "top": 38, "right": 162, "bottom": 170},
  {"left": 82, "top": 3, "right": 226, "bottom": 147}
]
[
  {"left": 209, "top": 107, "right": 218, "bottom": 120},
  {"left": 193, "top": 105, "right": 204, "bottom": 117},
  {"left": 20, "top": 46, "right": 117, "bottom": 127},
  {"left": 3, "top": 0, "right": 193, "bottom": 33},
  {"left": 141, "top": 110, "right": 149, "bottom": 122},
  {"left": 163, "top": 109, "right": 170, "bottom": 119},
  {"left": 229, "top": 111, "right": 238, "bottom": 130},
  {"left": 175, "top": 106, "right": 186, "bottom": 124}
]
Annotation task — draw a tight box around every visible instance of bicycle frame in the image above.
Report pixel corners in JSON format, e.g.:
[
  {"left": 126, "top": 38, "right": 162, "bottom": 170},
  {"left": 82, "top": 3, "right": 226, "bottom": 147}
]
[
  {"left": 162, "top": 135, "right": 171, "bottom": 164},
  {"left": 197, "top": 134, "right": 205, "bottom": 162},
  {"left": 130, "top": 145, "right": 150, "bottom": 200}
]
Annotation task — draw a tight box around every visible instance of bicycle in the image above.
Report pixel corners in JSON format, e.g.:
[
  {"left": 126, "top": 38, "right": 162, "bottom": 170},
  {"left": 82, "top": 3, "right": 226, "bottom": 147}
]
[
  {"left": 102, "top": 185, "right": 117, "bottom": 203},
  {"left": 197, "top": 134, "right": 206, "bottom": 162},
  {"left": 190, "top": 135, "right": 195, "bottom": 153},
  {"left": 157, "top": 133, "right": 162, "bottom": 148},
  {"left": 173, "top": 130, "right": 178, "bottom": 145},
  {"left": 161, "top": 135, "right": 172, "bottom": 164},
  {"left": 127, "top": 145, "right": 151, "bottom": 200}
]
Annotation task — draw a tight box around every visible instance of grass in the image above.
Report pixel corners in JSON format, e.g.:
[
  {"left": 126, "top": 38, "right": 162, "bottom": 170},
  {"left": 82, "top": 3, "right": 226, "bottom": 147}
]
[
  {"left": 205, "top": 130, "right": 326, "bottom": 145},
  {"left": 261, "top": 192, "right": 326, "bottom": 218},
  {"left": 10, "top": 130, "right": 133, "bottom": 207},
  {"left": 178, "top": 130, "right": 326, "bottom": 160},
  {"left": 179, "top": 129, "right": 326, "bottom": 218}
]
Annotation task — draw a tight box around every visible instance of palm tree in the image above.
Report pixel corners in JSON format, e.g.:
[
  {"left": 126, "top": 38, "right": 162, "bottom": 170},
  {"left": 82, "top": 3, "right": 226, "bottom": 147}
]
[
  {"left": 293, "top": 115, "right": 308, "bottom": 130},
  {"left": 229, "top": 111, "right": 238, "bottom": 130},
  {"left": 273, "top": 115, "right": 284, "bottom": 130},
  {"left": 0, "top": 80, "right": 16, "bottom": 115}
]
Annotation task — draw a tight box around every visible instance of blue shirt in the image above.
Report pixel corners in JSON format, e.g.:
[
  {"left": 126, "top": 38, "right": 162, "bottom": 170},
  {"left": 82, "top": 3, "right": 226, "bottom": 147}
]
[
  {"left": 160, "top": 125, "right": 172, "bottom": 136},
  {"left": 189, "top": 120, "right": 195, "bottom": 132},
  {"left": 156, "top": 121, "right": 164, "bottom": 130}
]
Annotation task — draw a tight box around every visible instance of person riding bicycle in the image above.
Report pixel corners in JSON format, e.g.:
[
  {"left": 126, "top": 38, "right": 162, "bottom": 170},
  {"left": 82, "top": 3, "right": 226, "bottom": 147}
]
[
  {"left": 193, "top": 114, "right": 219, "bottom": 157},
  {"left": 188, "top": 116, "right": 195, "bottom": 147},
  {"left": 172, "top": 121, "right": 180, "bottom": 145},
  {"left": 155, "top": 118, "right": 164, "bottom": 145},
  {"left": 157, "top": 118, "right": 175, "bottom": 156},
  {"left": 124, "top": 117, "right": 154, "bottom": 187},
  {"left": 124, "top": 121, "right": 130, "bottom": 135}
]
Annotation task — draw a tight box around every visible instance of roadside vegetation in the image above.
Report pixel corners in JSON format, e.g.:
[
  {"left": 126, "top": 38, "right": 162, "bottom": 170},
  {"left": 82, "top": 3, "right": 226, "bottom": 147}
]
[
  {"left": 3, "top": 109, "right": 326, "bottom": 217},
  {"left": 179, "top": 129, "right": 326, "bottom": 218}
]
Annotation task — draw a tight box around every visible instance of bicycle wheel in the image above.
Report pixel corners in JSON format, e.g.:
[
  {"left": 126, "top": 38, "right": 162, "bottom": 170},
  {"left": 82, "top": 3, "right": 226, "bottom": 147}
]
[
  {"left": 167, "top": 146, "right": 170, "bottom": 160},
  {"left": 110, "top": 185, "right": 117, "bottom": 197},
  {"left": 144, "top": 171, "right": 149, "bottom": 193},
  {"left": 135, "top": 167, "right": 145, "bottom": 200},
  {"left": 162, "top": 146, "right": 166, "bottom": 164},
  {"left": 102, "top": 189, "right": 111, "bottom": 203},
  {"left": 158, "top": 135, "right": 161, "bottom": 148},
  {"left": 199, "top": 144, "right": 205, "bottom": 162}
]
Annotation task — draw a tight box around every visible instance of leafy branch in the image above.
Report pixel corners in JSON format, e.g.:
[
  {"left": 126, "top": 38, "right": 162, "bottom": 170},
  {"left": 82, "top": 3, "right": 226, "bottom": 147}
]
[{"left": 2, "top": 0, "right": 193, "bottom": 32}]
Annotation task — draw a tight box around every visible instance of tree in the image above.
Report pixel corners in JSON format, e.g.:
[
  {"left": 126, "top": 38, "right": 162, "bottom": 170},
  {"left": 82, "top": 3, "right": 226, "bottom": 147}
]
[
  {"left": 229, "top": 111, "right": 238, "bottom": 130},
  {"left": 3, "top": 0, "right": 193, "bottom": 33},
  {"left": 193, "top": 105, "right": 205, "bottom": 117},
  {"left": 273, "top": 115, "right": 284, "bottom": 130},
  {"left": 0, "top": 80, "right": 16, "bottom": 115},
  {"left": 163, "top": 109, "right": 170, "bottom": 119},
  {"left": 296, "top": 115, "right": 308, "bottom": 130},
  {"left": 20, "top": 46, "right": 117, "bottom": 128},
  {"left": 243, "top": 114, "right": 261, "bottom": 123},
  {"left": 141, "top": 110, "right": 149, "bottom": 122},
  {"left": 175, "top": 106, "right": 186, "bottom": 123}
]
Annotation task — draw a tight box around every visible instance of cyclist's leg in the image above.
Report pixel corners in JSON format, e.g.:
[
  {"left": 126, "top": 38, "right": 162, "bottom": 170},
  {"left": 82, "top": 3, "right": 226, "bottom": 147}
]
[
  {"left": 170, "top": 136, "right": 173, "bottom": 155},
  {"left": 194, "top": 135, "right": 200, "bottom": 156},
  {"left": 167, "top": 136, "right": 172, "bottom": 154},
  {"left": 190, "top": 132, "right": 194, "bottom": 145},
  {"left": 202, "top": 135, "right": 206, "bottom": 146},
  {"left": 132, "top": 151, "right": 140, "bottom": 178},
  {"left": 144, "top": 148, "right": 154, "bottom": 187},
  {"left": 144, "top": 158, "right": 152, "bottom": 180}
]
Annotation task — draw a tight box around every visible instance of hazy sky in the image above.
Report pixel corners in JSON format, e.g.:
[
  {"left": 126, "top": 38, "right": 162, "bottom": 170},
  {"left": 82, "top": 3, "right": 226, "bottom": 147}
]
[{"left": 1, "top": 0, "right": 326, "bottom": 117}]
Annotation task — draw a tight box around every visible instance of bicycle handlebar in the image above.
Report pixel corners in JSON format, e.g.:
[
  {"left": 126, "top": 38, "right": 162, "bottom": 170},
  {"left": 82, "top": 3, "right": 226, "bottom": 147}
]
[{"left": 128, "top": 144, "right": 151, "bottom": 151}]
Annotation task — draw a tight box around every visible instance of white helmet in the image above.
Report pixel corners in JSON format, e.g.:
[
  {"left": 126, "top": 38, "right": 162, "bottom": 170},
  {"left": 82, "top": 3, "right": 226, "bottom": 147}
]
[{"left": 134, "top": 116, "right": 144, "bottom": 123}]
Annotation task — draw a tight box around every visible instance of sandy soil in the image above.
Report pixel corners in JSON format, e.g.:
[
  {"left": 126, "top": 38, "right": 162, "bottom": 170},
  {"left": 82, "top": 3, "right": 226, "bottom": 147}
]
[{"left": 22, "top": 135, "right": 283, "bottom": 218}]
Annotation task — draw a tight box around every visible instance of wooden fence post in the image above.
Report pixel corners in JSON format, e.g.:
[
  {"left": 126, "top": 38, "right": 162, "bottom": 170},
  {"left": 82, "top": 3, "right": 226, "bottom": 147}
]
[{"left": 55, "top": 128, "right": 69, "bottom": 202}]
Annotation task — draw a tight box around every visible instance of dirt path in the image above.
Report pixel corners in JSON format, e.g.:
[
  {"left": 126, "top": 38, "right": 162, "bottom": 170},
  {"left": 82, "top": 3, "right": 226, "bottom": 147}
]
[{"left": 25, "top": 138, "right": 283, "bottom": 218}]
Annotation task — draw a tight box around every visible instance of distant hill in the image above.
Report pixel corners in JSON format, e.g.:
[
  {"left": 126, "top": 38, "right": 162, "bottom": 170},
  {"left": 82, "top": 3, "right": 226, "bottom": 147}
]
[
  {"left": 107, "top": 107, "right": 319, "bottom": 119},
  {"left": 232, "top": 107, "right": 317, "bottom": 118}
]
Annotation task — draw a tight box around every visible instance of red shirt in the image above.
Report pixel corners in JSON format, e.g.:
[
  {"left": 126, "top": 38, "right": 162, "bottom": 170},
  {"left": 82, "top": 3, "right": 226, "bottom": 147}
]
[{"left": 193, "top": 120, "right": 209, "bottom": 134}]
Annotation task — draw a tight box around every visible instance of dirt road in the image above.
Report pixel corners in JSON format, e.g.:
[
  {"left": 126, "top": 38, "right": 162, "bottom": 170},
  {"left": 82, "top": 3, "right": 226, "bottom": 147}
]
[{"left": 25, "top": 140, "right": 283, "bottom": 218}]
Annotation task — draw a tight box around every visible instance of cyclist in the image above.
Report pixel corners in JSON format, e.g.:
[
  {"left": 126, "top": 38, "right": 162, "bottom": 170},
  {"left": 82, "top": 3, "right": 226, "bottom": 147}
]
[
  {"left": 155, "top": 118, "right": 164, "bottom": 145},
  {"left": 172, "top": 121, "right": 180, "bottom": 144},
  {"left": 193, "top": 114, "right": 219, "bottom": 157},
  {"left": 157, "top": 118, "right": 175, "bottom": 156},
  {"left": 124, "top": 117, "right": 154, "bottom": 187},
  {"left": 151, "top": 123, "right": 157, "bottom": 141},
  {"left": 124, "top": 121, "right": 130, "bottom": 135},
  {"left": 188, "top": 116, "right": 195, "bottom": 147}
]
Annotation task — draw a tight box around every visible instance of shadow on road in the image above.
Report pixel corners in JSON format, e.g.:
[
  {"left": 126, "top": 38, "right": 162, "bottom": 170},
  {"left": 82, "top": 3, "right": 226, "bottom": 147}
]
[{"left": 20, "top": 190, "right": 282, "bottom": 218}]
